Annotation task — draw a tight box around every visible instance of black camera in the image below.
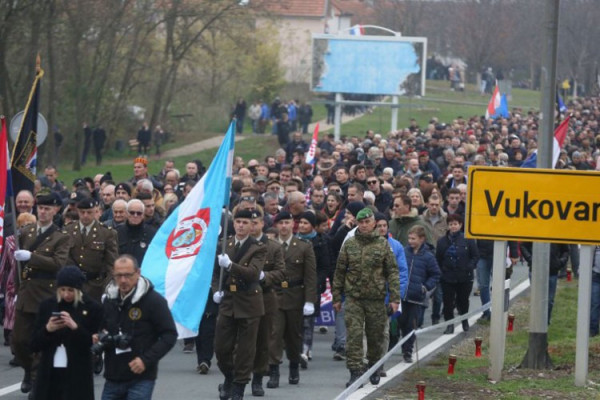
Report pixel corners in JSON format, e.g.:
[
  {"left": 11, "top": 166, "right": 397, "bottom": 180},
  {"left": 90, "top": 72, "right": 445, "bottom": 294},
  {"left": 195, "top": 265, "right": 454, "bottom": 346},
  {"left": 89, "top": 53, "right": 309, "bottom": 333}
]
[{"left": 91, "top": 331, "right": 132, "bottom": 355}]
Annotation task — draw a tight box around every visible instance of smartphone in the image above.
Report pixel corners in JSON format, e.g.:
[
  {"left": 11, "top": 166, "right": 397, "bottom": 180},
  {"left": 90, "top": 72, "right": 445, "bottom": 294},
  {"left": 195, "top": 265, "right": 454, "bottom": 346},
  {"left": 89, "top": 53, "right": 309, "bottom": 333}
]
[{"left": 51, "top": 312, "right": 62, "bottom": 318}]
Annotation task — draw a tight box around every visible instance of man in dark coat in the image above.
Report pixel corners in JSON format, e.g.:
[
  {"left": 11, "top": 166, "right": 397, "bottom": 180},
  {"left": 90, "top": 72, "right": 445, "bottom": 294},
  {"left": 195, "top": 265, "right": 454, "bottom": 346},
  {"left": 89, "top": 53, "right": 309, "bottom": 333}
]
[
  {"left": 137, "top": 122, "right": 151, "bottom": 156},
  {"left": 115, "top": 199, "right": 157, "bottom": 266},
  {"left": 212, "top": 209, "right": 267, "bottom": 400},
  {"left": 93, "top": 125, "right": 107, "bottom": 165},
  {"left": 12, "top": 189, "right": 70, "bottom": 395},
  {"left": 99, "top": 255, "right": 177, "bottom": 399}
]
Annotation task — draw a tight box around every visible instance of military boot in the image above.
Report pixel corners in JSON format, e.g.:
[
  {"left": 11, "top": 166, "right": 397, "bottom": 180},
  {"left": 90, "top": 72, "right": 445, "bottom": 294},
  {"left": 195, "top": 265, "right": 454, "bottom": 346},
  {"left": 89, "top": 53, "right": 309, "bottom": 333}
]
[
  {"left": 251, "top": 373, "right": 264, "bottom": 396},
  {"left": 368, "top": 364, "right": 381, "bottom": 385},
  {"left": 266, "top": 364, "right": 279, "bottom": 389},
  {"left": 231, "top": 382, "right": 246, "bottom": 400},
  {"left": 218, "top": 374, "right": 234, "bottom": 400},
  {"left": 21, "top": 369, "right": 32, "bottom": 393},
  {"left": 288, "top": 362, "right": 299, "bottom": 384},
  {"left": 346, "top": 369, "right": 364, "bottom": 388}
]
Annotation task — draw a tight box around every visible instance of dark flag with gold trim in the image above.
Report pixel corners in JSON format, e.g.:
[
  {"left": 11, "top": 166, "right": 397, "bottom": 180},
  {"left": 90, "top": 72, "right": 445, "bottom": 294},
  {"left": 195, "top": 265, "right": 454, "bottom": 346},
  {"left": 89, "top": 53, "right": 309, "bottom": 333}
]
[{"left": 10, "top": 63, "right": 43, "bottom": 195}]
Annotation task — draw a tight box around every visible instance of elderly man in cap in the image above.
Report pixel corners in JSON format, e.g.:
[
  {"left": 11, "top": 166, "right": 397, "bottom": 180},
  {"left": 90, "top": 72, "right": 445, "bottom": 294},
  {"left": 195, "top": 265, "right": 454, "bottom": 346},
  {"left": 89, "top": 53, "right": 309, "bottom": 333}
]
[
  {"left": 64, "top": 197, "right": 118, "bottom": 302},
  {"left": 12, "top": 188, "right": 70, "bottom": 397},
  {"left": 212, "top": 209, "right": 267, "bottom": 400},
  {"left": 267, "top": 211, "right": 317, "bottom": 389},
  {"left": 333, "top": 208, "right": 400, "bottom": 388}
]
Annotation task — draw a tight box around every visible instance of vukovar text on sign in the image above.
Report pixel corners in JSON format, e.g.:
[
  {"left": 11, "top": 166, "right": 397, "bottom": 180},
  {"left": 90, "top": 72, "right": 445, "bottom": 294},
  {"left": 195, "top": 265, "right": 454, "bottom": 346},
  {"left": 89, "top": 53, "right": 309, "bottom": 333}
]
[{"left": 466, "top": 167, "right": 600, "bottom": 244}]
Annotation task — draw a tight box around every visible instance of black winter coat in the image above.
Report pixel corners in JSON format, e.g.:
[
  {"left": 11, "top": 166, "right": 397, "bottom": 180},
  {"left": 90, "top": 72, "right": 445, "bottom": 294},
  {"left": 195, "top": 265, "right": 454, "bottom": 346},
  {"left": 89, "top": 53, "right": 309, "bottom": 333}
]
[
  {"left": 116, "top": 222, "right": 157, "bottom": 266},
  {"left": 101, "top": 277, "right": 177, "bottom": 383},
  {"left": 31, "top": 295, "right": 103, "bottom": 400},
  {"left": 403, "top": 244, "right": 441, "bottom": 305},
  {"left": 436, "top": 232, "right": 479, "bottom": 283}
]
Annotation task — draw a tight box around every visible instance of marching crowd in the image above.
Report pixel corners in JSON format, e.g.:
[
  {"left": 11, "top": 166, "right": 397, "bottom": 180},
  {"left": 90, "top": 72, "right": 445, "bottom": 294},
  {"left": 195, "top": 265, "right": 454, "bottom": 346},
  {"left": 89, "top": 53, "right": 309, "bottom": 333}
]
[{"left": 1, "top": 94, "right": 599, "bottom": 399}]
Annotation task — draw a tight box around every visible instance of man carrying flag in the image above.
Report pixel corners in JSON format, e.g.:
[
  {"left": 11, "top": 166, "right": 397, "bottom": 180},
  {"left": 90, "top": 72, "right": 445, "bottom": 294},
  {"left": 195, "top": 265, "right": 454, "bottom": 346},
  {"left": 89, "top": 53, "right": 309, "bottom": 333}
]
[{"left": 212, "top": 209, "right": 266, "bottom": 400}]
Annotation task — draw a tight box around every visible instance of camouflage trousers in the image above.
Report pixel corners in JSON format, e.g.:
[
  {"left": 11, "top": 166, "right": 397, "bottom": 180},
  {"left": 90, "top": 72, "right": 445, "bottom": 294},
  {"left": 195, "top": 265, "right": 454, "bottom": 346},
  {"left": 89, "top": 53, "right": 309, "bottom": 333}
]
[{"left": 344, "top": 297, "right": 387, "bottom": 371}]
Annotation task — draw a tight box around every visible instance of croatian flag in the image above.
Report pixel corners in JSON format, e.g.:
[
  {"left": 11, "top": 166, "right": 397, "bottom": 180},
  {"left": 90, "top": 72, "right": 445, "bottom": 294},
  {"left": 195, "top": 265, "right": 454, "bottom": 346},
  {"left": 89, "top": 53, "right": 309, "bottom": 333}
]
[
  {"left": 0, "top": 117, "right": 10, "bottom": 253},
  {"left": 485, "top": 83, "right": 503, "bottom": 119},
  {"left": 142, "top": 121, "right": 236, "bottom": 338},
  {"left": 521, "top": 116, "right": 570, "bottom": 169},
  {"left": 304, "top": 123, "right": 319, "bottom": 165},
  {"left": 350, "top": 25, "right": 364, "bottom": 36}
]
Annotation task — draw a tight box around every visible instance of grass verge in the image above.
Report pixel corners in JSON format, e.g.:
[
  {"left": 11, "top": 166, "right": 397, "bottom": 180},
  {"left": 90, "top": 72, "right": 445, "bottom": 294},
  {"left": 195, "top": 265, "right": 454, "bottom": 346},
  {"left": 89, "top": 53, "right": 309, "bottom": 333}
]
[{"left": 378, "top": 280, "right": 600, "bottom": 399}]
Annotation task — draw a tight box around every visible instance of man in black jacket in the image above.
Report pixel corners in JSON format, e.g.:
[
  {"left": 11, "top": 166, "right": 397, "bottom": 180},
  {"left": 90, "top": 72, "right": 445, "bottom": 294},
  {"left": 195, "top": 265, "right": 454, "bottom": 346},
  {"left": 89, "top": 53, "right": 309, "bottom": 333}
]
[
  {"left": 116, "top": 199, "right": 157, "bottom": 266},
  {"left": 97, "top": 255, "right": 177, "bottom": 400}
]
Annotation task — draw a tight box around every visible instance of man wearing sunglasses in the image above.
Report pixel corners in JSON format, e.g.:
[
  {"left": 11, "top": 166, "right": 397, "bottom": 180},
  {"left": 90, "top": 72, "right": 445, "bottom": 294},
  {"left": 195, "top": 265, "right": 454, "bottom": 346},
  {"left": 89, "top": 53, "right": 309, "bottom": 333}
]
[
  {"left": 115, "top": 199, "right": 157, "bottom": 266},
  {"left": 366, "top": 177, "right": 393, "bottom": 214}
]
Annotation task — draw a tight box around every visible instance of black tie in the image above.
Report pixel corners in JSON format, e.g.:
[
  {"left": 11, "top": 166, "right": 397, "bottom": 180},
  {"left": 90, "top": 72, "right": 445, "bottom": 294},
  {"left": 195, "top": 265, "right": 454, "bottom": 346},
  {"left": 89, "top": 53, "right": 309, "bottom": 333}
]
[
  {"left": 38, "top": 228, "right": 42, "bottom": 236},
  {"left": 283, "top": 242, "right": 288, "bottom": 252},
  {"left": 82, "top": 226, "right": 87, "bottom": 238}
]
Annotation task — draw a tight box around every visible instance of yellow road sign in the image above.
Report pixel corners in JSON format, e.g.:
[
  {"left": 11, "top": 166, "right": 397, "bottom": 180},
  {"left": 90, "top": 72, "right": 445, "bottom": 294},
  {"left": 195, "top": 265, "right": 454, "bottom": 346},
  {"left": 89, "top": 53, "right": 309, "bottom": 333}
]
[{"left": 466, "top": 166, "right": 600, "bottom": 244}]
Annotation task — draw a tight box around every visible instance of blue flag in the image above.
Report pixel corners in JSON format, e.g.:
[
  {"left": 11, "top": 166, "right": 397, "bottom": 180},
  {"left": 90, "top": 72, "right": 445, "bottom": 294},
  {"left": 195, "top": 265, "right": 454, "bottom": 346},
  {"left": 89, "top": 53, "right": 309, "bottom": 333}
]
[
  {"left": 557, "top": 93, "right": 567, "bottom": 113},
  {"left": 142, "top": 121, "right": 236, "bottom": 338}
]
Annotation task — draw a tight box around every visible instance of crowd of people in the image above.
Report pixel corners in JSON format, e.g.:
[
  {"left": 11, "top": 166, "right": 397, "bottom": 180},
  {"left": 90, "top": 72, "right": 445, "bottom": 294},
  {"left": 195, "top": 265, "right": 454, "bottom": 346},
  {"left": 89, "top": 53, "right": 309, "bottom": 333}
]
[{"left": 1, "top": 94, "right": 599, "bottom": 399}]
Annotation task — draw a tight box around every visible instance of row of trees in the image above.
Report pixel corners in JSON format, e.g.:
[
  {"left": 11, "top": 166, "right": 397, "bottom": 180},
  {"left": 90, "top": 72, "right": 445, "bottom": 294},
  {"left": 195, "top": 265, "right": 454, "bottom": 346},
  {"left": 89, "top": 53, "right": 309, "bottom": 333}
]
[
  {"left": 370, "top": 0, "right": 600, "bottom": 92},
  {"left": 0, "top": 0, "right": 284, "bottom": 168}
]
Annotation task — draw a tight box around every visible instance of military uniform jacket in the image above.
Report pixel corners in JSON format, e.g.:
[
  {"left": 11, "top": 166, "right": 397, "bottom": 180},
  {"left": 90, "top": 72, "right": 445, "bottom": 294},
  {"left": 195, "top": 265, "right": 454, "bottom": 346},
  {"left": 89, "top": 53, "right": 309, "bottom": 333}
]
[
  {"left": 214, "top": 236, "right": 267, "bottom": 319},
  {"left": 64, "top": 220, "right": 118, "bottom": 297},
  {"left": 16, "top": 224, "right": 70, "bottom": 313},
  {"left": 259, "top": 236, "right": 286, "bottom": 313},
  {"left": 277, "top": 237, "right": 317, "bottom": 310}
]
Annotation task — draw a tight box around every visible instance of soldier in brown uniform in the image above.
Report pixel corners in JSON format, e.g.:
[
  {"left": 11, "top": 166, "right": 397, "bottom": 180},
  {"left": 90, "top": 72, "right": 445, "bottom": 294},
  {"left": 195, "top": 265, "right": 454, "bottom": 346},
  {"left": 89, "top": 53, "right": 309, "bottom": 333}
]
[
  {"left": 212, "top": 209, "right": 267, "bottom": 400},
  {"left": 249, "top": 209, "right": 285, "bottom": 396},
  {"left": 12, "top": 190, "right": 70, "bottom": 396},
  {"left": 65, "top": 198, "right": 118, "bottom": 301},
  {"left": 267, "top": 211, "right": 317, "bottom": 388}
]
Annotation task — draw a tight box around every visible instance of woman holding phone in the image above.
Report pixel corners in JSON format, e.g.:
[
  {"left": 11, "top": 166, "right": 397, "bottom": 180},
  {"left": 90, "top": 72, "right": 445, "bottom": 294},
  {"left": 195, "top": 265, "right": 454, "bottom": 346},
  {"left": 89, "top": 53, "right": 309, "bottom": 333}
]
[{"left": 31, "top": 266, "right": 103, "bottom": 400}]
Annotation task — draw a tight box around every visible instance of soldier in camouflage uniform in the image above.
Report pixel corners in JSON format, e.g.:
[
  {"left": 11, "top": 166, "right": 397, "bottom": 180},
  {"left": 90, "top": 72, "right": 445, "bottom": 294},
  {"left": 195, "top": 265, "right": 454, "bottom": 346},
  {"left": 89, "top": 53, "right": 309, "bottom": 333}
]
[{"left": 332, "top": 208, "right": 400, "bottom": 388}]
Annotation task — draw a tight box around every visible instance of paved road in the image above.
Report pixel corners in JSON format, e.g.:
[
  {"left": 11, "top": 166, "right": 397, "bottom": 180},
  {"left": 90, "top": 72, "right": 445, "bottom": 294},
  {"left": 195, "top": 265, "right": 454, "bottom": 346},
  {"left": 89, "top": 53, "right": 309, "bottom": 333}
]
[{"left": 0, "top": 264, "right": 529, "bottom": 399}]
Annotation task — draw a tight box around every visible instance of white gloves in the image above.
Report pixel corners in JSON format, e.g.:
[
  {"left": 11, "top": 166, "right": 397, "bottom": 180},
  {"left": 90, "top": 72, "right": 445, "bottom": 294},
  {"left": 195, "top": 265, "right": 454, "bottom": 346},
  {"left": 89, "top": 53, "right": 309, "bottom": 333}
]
[
  {"left": 15, "top": 250, "right": 32, "bottom": 261},
  {"left": 259, "top": 271, "right": 265, "bottom": 281},
  {"left": 303, "top": 302, "right": 315, "bottom": 316},
  {"left": 213, "top": 291, "right": 224, "bottom": 304},
  {"left": 218, "top": 254, "right": 232, "bottom": 270}
]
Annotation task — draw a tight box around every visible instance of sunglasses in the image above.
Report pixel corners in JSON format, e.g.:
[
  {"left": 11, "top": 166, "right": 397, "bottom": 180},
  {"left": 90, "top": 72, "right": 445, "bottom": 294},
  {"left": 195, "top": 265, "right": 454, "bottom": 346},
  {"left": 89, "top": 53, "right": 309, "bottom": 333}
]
[
  {"left": 240, "top": 196, "right": 256, "bottom": 202},
  {"left": 128, "top": 211, "right": 143, "bottom": 216},
  {"left": 367, "top": 180, "right": 379, "bottom": 185}
]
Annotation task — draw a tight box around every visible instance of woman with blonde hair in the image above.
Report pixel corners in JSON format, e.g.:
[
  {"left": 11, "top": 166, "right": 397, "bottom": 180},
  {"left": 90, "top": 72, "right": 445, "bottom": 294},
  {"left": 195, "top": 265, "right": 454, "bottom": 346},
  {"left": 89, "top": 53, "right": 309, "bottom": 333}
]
[{"left": 31, "top": 266, "right": 102, "bottom": 399}]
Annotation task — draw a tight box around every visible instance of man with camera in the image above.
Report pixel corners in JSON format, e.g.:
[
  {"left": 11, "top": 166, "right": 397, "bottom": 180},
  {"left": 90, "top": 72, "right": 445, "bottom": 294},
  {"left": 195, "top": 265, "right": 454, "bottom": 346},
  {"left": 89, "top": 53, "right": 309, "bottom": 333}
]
[{"left": 95, "top": 254, "right": 177, "bottom": 400}]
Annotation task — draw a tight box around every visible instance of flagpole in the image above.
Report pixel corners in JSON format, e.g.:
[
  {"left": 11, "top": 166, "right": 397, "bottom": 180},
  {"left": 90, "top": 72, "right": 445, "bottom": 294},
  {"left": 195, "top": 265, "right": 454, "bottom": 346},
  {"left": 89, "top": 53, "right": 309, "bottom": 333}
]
[{"left": 217, "top": 118, "right": 236, "bottom": 292}]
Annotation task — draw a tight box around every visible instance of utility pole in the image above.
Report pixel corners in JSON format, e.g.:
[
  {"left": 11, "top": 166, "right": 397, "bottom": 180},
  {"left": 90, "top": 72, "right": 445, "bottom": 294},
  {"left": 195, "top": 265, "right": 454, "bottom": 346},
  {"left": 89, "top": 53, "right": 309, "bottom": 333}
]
[{"left": 520, "top": 0, "right": 560, "bottom": 369}]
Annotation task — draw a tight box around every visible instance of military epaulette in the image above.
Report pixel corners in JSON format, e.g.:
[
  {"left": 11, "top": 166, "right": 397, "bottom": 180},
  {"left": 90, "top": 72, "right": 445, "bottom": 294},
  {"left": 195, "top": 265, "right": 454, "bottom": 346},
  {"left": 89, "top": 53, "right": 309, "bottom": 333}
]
[
  {"left": 256, "top": 241, "right": 264, "bottom": 246},
  {"left": 296, "top": 237, "right": 311, "bottom": 244}
]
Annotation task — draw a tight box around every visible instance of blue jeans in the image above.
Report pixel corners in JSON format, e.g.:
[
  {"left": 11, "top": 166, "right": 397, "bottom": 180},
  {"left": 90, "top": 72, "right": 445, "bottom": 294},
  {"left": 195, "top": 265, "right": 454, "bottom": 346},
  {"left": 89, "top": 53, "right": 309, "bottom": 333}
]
[
  {"left": 548, "top": 275, "right": 558, "bottom": 324},
  {"left": 591, "top": 272, "right": 600, "bottom": 336},
  {"left": 102, "top": 379, "right": 156, "bottom": 400},
  {"left": 477, "top": 257, "right": 493, "bottom": 316},
  {"left": 332, "top": 302, "right": 346, "bottom": 351}
]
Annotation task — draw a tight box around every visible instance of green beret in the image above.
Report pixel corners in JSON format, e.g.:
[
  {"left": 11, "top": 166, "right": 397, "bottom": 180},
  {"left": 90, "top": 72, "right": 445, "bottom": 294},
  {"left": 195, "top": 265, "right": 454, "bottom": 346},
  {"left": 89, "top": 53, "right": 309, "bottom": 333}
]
[{"left": 356, "top": 208, "right": 374, "bottom": 221}]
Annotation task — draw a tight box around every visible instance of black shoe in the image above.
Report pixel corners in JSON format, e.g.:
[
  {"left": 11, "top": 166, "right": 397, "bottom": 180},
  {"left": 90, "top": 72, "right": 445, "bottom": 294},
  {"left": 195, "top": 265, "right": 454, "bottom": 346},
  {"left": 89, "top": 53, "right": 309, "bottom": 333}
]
[
  {"left": 266, "top": 365, "right": 279, "bottom": 389},
  {"left": 232, "top": 382, "right": 245, "bottom": 400},
  {"left": 9, "top": 357, "right": 19, "bottom": 367},
  {"left": 462, "top": 320, "right": 470, "bottom": 332},
  {"left": 369, "top": 369, "right": 381, "bottom": 385},
  {"left": 21, "top": 370, "right": 32, "bottom": 393},
  {"left": 345, "top": 370, "right": 363, "bottom": 388},
  {"left": 288, "top": 363, "right": 299, "bottom": 384},
  {"left": 251, "top": 374, "right": 264, "bottom": 397},
  {"left": 219, "top": 376, "right": 233, "bottom": 400},
  {"left": 93, "top": 354, "right": 104, "bottom": 375},
  {"left": 403, "top": 353, "right": 413, "bottom": 363},
  {"left": 444, "top": 325, "right": 455, "bottom": 334},
  {"left": 432, "top": 318, "right": 440, "bottom": 325}
]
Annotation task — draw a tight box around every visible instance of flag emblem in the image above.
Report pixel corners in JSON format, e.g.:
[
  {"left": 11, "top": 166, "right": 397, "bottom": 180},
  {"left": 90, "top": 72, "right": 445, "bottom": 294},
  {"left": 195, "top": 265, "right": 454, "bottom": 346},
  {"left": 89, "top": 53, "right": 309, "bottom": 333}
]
[{"left": 166, "top": 208, "right": 210, "bottom": 259}]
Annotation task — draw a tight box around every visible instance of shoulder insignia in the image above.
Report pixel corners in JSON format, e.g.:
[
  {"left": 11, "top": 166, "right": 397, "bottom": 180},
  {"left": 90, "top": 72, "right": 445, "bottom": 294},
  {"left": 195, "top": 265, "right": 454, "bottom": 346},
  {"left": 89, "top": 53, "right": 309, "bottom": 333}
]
[{"left": 256, "top": 241, "right": 263, "bottom": 246}]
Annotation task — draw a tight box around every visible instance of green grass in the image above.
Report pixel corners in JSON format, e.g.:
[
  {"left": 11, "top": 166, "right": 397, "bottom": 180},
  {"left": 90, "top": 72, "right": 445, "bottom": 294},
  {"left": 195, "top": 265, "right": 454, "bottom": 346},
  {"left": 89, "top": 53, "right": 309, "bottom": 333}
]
[
  {"left": 57, "top": 80, "right": 543, "bottom": 184},
  {"left": 383, "top": 281, "right": 600, "bottom": 399},
  {"left": 59, "top": 135, "right": 281, "bottom": 185}
]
